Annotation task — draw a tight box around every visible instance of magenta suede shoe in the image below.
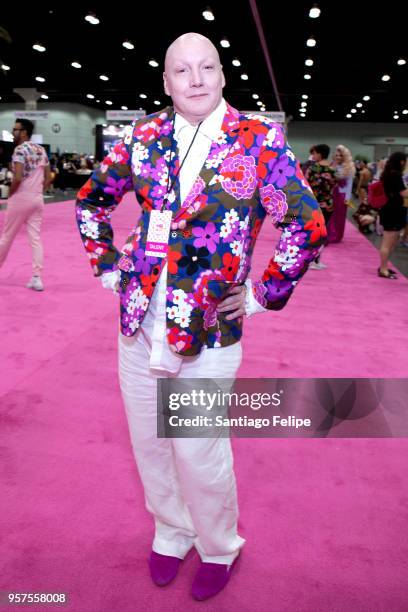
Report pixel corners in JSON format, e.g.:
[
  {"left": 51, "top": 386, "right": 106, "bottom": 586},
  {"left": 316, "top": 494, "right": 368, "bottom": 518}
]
[
  {"left": 191, "top": 555, "right": 240, "bottom": 601},
  {"left": 149, "top": 551, "right": 182, "bottom": 586}
]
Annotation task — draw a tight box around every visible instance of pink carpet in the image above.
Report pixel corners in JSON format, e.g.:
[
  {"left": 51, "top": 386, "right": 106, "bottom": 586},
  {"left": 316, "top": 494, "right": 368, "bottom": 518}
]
[{"left": 1, "top": 198, "right": 407, "bottom": 611}]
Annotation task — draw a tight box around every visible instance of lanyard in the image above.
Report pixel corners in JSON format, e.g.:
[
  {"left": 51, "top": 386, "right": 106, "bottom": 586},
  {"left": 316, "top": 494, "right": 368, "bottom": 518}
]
[{"left": 161, "top": 117, "right": 203, "bottom": 212}]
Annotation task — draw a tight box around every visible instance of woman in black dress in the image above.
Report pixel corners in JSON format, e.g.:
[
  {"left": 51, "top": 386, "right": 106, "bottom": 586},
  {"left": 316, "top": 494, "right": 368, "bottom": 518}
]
[{"left": 378, "top": 152, "right": 408, "bottom": 279}]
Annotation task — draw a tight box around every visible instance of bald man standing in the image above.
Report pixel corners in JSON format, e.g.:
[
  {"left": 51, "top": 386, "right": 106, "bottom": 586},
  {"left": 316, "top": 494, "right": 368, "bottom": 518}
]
[{"left": 76, "top": 33, "right": 326, "bottom": 600}]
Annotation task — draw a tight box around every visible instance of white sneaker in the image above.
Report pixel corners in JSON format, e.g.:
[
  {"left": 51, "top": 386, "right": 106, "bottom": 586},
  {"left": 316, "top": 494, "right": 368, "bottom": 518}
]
[
  {"left": 27, "top": 276, "right": 44, "bottom": 291},
  {"left": 309, "top": 262, "right": 327, "bottom": 270}
]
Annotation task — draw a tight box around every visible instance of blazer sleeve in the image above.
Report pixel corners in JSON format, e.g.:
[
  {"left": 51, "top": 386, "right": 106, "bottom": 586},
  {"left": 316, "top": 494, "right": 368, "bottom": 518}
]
[
  {"left": 75, "top": 139, "right": 133, "bottom": 276},
  {"left": 252, "top": 122, "right": 327, "bottom": 310}
]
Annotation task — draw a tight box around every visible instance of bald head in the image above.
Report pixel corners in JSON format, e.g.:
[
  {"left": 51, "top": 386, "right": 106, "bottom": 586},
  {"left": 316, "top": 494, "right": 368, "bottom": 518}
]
[
  {"left": 163, "top": 32, "right": 225, "bottom": 125},
  {"left": 165, "top": 33, "right": 221, "bottom": 71}
]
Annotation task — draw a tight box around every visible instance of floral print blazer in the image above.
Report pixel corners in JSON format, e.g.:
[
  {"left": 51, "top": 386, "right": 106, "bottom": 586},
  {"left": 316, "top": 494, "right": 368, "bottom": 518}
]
[{"left": 76, "top": 103, "right": 326, "bottom": 356}]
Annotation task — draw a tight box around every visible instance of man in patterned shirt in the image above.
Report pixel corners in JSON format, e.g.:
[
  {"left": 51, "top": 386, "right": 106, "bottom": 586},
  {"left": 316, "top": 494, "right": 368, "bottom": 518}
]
[{"left": 0, "top": 118, "right": 51, "bottom": 290}]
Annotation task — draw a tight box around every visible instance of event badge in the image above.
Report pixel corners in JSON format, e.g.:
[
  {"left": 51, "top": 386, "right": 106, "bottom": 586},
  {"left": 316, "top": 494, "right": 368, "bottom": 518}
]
[{"left": 145, "top": 210, "right": 173, "bottom": 258}]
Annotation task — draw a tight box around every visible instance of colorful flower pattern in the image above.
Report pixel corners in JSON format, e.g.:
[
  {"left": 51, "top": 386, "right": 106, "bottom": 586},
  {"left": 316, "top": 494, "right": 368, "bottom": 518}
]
[
  {"left": 219, "top": 154, "right": 257, "bottom": 200},
  {"left": 76, "top": 103, "right": 325, "bottom": 354},
  {"left": 12, "top": 141, "right": 49, "bottom": 179}
]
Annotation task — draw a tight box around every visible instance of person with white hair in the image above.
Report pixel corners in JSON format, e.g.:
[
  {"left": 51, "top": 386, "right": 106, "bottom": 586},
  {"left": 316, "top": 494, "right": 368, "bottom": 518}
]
[{"left": 328, "top": 145, "right": 356, "bottom": 243}]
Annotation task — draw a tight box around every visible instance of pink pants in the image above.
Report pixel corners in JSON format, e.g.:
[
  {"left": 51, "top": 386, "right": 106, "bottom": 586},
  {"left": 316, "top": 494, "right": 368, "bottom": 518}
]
[{"left": 0, "top": 195, "right": 44, "bottom": 276}]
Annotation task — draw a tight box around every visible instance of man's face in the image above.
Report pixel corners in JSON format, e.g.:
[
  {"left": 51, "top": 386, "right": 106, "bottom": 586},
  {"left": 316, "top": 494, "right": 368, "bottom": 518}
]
[
  {"left": 163, "top": 37, "right": 225, "bottom": 125},
  {"left": 12, "top": 123, "right": 25, "bottom": 145}
]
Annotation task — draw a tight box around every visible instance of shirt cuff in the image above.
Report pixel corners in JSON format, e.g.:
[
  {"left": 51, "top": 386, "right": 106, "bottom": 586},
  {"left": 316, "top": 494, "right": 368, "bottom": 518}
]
[
  {"left": 244, "top": 279, "right": 268, "bottom": 317},
  {"left": 100, "top": 270, "right": 121, "bottom": 293}
]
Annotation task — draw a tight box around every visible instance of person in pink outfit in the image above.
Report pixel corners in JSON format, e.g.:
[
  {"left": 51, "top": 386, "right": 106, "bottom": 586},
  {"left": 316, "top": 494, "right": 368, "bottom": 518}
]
[
  {"left": 0, "top": 118, "right": 51, "bottom": 290},
  {"left": 328, "top": 145, "right": 355, "bottom": 243}
]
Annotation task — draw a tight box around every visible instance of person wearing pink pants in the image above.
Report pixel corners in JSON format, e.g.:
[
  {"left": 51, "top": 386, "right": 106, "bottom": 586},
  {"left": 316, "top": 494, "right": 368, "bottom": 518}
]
[{"left": 0, "top": 118, "right": 50, "bottom": 290}]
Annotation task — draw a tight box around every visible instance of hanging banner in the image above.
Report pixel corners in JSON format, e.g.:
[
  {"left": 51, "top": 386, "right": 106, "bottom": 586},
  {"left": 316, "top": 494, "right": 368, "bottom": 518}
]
[
  {"left": 260, "top": 111, "right": 286, "bottom": 123},
  {"left": 362, "top": 136, "right": 408, "bottom": 145},
  {"left": 13, "top": 111, "right": 49, "bottom": 119},
  {"left": 242, "top": 111, "right": 285, "bottom": 123},
  {"left": 106, "top": 110, "right": 146, "bottom": 121}
]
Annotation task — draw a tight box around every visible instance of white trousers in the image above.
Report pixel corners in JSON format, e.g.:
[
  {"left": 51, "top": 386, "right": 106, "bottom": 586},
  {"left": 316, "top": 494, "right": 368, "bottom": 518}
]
[{"left": 118, "top": 332, "right": 245, "bottom": 564}]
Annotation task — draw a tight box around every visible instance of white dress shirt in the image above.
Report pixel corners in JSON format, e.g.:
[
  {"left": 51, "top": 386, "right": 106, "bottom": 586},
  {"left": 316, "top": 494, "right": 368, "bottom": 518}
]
[{"left": 103, "top": 99, "right": 266, "bottom": 371}]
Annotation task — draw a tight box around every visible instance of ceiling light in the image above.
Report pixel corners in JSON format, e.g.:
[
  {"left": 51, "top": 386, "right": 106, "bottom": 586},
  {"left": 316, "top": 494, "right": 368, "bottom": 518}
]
[
  {"left": 346, "top": 114, "right": 352, "bottom": 118},
  {"left": 397, "top": 59, "right": 406, "bottom": 65},
  {"left": 71, "top": 62, "right": 82, "bottom": 69},
  {"left": 306, "top": 37, "right": 316, "bottom": 47},
  {"left": 33, "top": 44, "right": 46, "bottom": 52},
  {"left": 202, "top": 8, "right": 215, "bottom": 21},
  {"left": 86, "top": 94, "right": 95, "bottom": 99},
  {"left": 252, "top": 94, "right": 259, "bottom": 99},
  {"left": 85, "top": 13, "right": 99, "bottom": 25},
  {"left": 302, "top": 94, "right": 308, "bottom": 100},
  {"left": 41, "top": 94, "right": 48, "bottom": 99},
  {"left": 241, "top": 73, "right": 249, "bottom": 80},
  {"left": 304, "top": 74, "right": 311, "bottom": 80},
  {"left": 35, "top": 76, "right": 45, "bottom": 82},
  {"left": 149, "top": 60, "right": 159, "bottom": 67},
  {"left": 105, "top": 100, "right": 113, "bottom": 105},
  {"left": 381, "top": 74, "right": 390, "bottom": 81},
  {"left": 363, "top": 96, "right": 370, "bottom": 101},
  {"left": 220, "top": 38, "right": 230, "bottom": 48},
  {"left": 123, "top": 41, "right": 134, "bottom": 50},
  {"left": 121, "top": 106, "right": 128, "bottom": 110},
  {"left": 154, "top": 100, "right": 161, "bottom": 105},
  {"left": 309, "top": 6, "right": 321, "bottom": 18},
  {"left": 305, "top": 59, "right": 314, "bottom": 66},
  {"left": 99, "top": 74, "right": 109, "bottom": 81},
  {"left": 139, "top": 93, "right": 147, "bottom": 99},
  {"left": 232, "top": 59, "right": 241, "bottom": 67},
  {"left": 2, "top": 64, "right": 11, "bottom": 71}
]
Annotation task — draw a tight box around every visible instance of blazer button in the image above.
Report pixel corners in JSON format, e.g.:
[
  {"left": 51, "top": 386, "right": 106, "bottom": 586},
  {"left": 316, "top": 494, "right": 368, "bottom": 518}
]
[{"left": 171, "top": 231, "right": 178, "bottom": 238}]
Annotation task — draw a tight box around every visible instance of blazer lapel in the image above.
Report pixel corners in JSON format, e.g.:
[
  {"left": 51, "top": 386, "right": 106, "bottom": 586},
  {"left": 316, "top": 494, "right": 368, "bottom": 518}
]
[
  {"left": 173, "top": 103, "right": 241, "bottom": 224},
  {"left": 135, "top": 107, "right": 180, "bottom": 213},
  {"left": 136, "top": 104, "right": 241, "bottom": 221}
]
